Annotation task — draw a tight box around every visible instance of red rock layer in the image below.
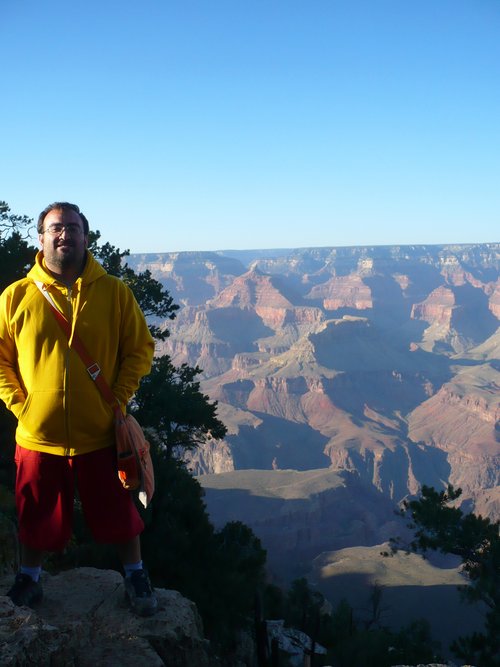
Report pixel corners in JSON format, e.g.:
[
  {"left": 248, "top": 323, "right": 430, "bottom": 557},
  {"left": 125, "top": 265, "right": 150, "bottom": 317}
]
[
  {"left": 307, "top": 275, "right": 373, "bottom": 310},
  {"left": 411, "top": 286, "right": 455, "bottom": 325}
]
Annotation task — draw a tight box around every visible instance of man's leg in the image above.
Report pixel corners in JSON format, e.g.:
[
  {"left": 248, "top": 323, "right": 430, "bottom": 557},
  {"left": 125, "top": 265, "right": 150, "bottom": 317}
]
[
  {"left": 116, "top": 534, "right": 141, "bottom": 565},
  {"left": 75, "top": 446, "right": 157, "bottom": 616},
  {"left": 116, "top": 533, "right": 158, "bottom": 616},
  {"left": 8, "top": 446, "right": 73, "bottom": 606},
  {"left": 21, "top": 545, "right": 43, "bottom": 567},
  {"left": 112, "top": 518, "right": 156, "bottom": 618},
  {"left": 11, "top": 545, "right": 44, "bottom": 602}
]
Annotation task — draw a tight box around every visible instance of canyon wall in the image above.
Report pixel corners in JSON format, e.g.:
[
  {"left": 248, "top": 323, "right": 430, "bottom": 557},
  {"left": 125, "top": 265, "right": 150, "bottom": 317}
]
[{"left": 129, "top": 244, "right": 500, "bottom": 580}]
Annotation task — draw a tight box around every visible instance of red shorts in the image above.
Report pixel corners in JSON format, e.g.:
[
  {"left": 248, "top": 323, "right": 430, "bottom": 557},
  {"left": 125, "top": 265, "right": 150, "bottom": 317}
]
[{"left": 14, "top": 444, "right": 144, "bottom": 552}]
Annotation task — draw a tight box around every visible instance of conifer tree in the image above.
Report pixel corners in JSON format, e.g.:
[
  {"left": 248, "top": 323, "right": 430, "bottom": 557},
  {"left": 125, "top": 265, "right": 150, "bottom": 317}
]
[
  {"left": 0, "top": 202, "right": 37, "bottom": 489},
  {"left": 396, "top": 485, "right": 500, "bottom": 667}
]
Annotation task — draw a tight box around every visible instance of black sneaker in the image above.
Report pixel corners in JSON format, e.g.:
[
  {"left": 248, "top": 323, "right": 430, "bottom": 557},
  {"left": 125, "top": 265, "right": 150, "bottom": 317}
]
[
  {"left": 7, "top": 573, "right": 43, "bottom": 607},
  {"left": 124, "top": 568, "right": 158, "bottom": 617}
]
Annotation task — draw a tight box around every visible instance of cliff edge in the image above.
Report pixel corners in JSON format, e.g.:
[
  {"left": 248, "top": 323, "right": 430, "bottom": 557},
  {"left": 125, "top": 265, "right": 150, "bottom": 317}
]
[{"left": 0, "top": 567, "right": 214, "bottom": 666}]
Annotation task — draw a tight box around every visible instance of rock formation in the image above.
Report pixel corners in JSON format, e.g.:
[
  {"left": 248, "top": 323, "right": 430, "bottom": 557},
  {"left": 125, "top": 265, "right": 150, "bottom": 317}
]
[
  {"left": 0, "top": 567, "right": 215, "bottom": 666},
  {"left": 128, "top": 243, "right": 499, "bottom": 620}
]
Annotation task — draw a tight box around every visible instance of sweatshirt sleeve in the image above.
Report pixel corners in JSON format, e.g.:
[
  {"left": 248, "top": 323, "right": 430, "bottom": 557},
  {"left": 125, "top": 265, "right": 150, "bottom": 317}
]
[
  {"left": 112, "top": 283, "right": 155, "bottom": 409},
  {"left": 0, "top": 289, "right": 27, "bottom": 417}
]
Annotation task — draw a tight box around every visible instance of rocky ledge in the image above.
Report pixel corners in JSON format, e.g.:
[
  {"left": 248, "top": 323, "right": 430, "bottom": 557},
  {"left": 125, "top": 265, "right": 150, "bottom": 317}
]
[
  {"left": 0, "top": 567, "right": 214, "bottom": 666},
  {"left": 0, "top": 568, "right": 479, "bottom": 667}
]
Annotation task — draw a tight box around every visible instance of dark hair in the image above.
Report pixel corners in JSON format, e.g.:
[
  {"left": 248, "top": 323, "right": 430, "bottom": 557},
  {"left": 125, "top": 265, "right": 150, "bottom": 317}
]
[{"left": 37, "top": 202, "right": 90, "bottom": 235}]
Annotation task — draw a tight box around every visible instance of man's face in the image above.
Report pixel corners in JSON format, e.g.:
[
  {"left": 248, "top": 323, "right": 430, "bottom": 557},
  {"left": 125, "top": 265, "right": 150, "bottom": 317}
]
[{"left": 39, "top": 208, "right": 88, "bottom": 273}]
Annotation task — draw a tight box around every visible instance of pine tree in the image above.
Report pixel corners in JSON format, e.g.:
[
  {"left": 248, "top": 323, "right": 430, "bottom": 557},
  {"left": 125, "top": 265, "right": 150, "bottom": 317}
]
[{"left": 396, "top": 485, "right": 500, "bottom": 666}]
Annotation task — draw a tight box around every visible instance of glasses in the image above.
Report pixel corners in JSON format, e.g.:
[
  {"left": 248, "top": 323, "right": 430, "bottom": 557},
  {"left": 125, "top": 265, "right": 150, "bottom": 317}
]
[{"left": 43, "top": 223, "right": 84, "bottom": 236}]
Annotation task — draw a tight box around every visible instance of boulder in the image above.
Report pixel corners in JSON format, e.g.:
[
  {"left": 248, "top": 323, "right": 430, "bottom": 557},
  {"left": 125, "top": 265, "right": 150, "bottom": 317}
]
[{"left": 0, "top": 567, "right": 215, "bottom": 666}]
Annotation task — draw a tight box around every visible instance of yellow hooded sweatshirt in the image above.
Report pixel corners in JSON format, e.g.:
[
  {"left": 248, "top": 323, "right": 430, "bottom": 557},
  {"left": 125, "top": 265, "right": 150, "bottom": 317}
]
[{"left": 0, "top": 250, "right": 154, "bottom": 456}]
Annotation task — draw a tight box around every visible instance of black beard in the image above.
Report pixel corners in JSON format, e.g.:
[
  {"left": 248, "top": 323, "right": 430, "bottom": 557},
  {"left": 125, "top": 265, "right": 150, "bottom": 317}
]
[{"left": 45, "top": 246, "right": 87, "bottom": 273}]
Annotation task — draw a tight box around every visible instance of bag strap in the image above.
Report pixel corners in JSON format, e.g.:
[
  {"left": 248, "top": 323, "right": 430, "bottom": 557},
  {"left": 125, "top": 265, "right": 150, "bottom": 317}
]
[{"left": 34, "top": 281, "right": 121, "bottom": 415}]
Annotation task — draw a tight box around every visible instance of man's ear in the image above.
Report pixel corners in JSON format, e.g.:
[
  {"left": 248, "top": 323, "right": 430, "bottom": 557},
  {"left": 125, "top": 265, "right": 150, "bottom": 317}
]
[{"left": 38, "top": 234, "right": 44, "bottom": 249}]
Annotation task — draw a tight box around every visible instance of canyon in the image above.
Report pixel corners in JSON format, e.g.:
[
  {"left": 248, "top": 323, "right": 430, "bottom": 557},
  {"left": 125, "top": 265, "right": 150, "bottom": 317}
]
[{"left": 129, "top": 243, "right": 499, "bottom": 644}]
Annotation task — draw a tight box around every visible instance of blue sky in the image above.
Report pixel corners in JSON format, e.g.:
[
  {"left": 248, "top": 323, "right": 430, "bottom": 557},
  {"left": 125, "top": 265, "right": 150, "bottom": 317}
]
[{"left": 1, "top": 1, "right": 499, "bottom": 253}]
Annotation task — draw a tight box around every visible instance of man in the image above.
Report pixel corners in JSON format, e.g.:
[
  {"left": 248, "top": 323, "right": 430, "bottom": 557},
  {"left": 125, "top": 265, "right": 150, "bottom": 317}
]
[{"left": 0, "top": 202, "right": 157, "bottom": 616}]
